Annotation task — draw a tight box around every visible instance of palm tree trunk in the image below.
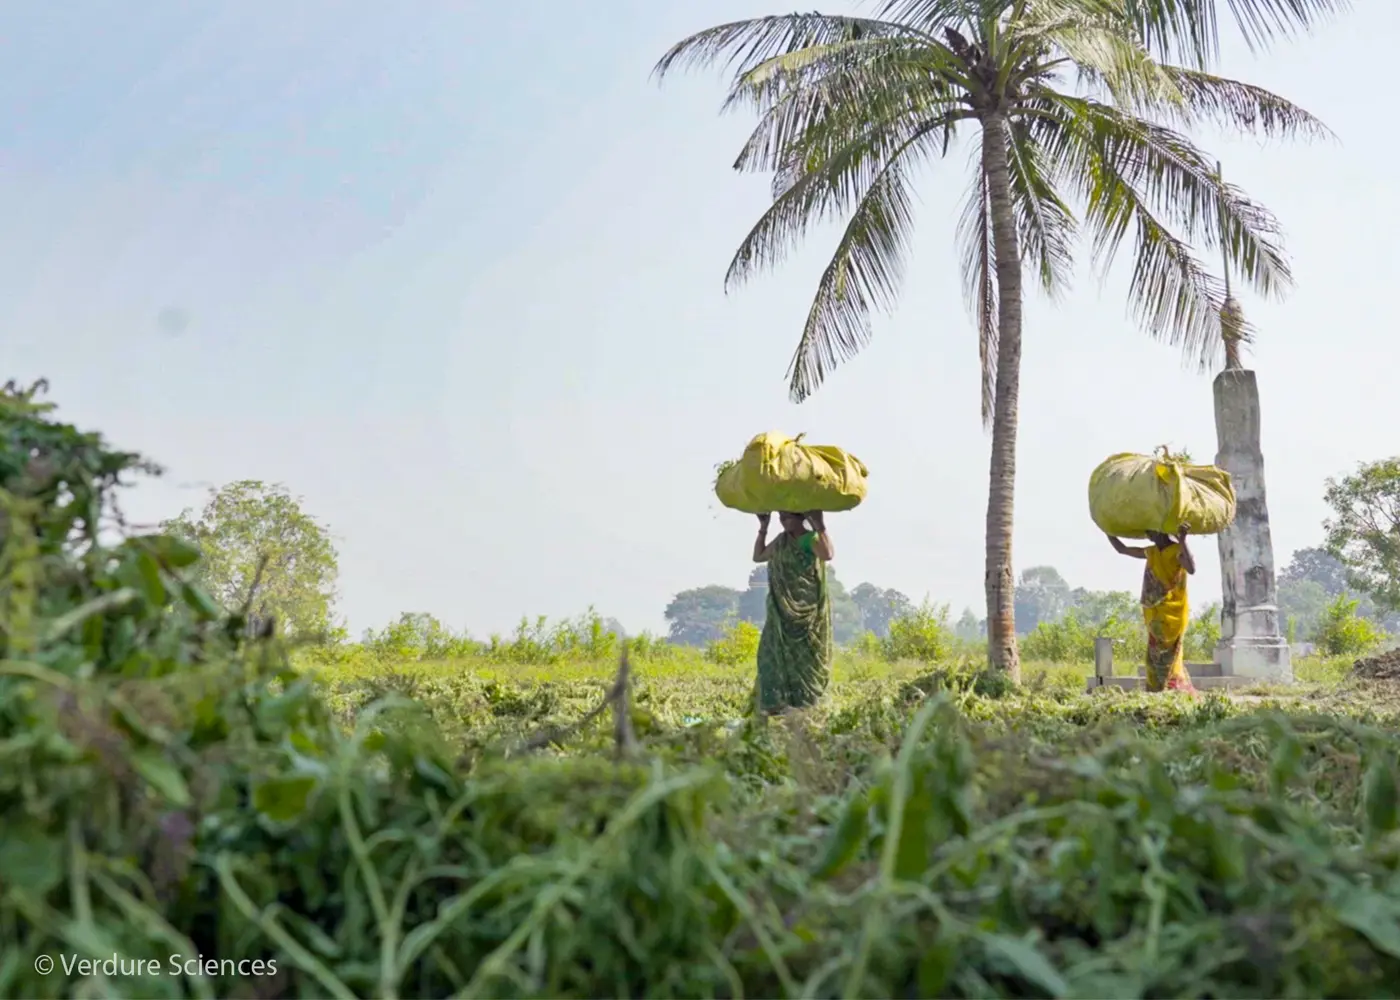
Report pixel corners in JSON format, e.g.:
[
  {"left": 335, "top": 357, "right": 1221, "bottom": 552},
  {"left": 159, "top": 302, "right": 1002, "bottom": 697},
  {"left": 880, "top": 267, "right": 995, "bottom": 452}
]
[{"left": 980, "top": 112, "right": 1023, "bottom": 683}]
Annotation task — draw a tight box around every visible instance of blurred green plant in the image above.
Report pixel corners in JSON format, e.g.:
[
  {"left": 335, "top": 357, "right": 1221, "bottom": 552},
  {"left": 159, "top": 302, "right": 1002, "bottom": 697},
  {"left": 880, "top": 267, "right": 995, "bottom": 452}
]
[{"left": 1314, "top": 593, "right": 1386, "bottom": 657}]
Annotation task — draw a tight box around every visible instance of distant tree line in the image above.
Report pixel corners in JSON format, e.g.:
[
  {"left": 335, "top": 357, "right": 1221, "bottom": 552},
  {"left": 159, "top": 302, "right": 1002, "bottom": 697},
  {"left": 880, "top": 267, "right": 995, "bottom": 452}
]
[
  {"left": 663, "top": 563, "right": 1154, "bottom": 649},
  {"left": 663, "top": 566, "right": 914, "bottom": 647},
  {"left": 663, "top": 544, "right": 1399, "bottom": 652}
]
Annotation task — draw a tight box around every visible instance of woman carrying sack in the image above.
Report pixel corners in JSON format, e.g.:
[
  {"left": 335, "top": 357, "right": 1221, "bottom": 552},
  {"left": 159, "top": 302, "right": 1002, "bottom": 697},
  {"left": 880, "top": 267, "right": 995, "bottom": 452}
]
[
  {"left": 1107, "top": 524, "right": 1198, "bottom": 694},
  {"left": 751, "top": 510, "right": 834, "bottom": 713}
]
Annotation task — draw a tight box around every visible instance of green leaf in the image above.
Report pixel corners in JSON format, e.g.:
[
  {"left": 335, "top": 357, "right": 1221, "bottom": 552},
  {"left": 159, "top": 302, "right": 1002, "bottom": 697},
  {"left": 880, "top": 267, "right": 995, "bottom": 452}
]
[
  {"left": 270, "top": 904, "right": 342, "bottom": 958},
  {"left": 145, "top": 534, "right": 203, "bottom": 569},
  {"left": 893, "top": 767, "right": 934, "bottom": 882},
  {"left": 1268, "top": 736, "right": 1303, "bottom": 796},
  {"left": 916, "top": 937, "right": 958, "bottom": 996},
  {"left": 182, "top": 579, "right": 222, "bottom": 619},
  {"left": 413, "top": 754, "right": 455, "bottom": 792},
  {"left": 1209, "top": 825, "right": 1247, "bottom": 884},
  {"left": 812, "top": 790, "right": 869, "bottom": 880},
  {"left": 136, "top": 551, "right": 167, "bottom": 606},
  {"left": 181, "top": 582, "right": 222, "bottom": 621},
  {"left": 0, "top": 823, "right": 64, "bottom": 894},
  {"left": 1335, "top": 888, "right": 1400, "bottom": 959},
  {"left": 1363, "top": 758, "right": 1399, "bottom": 839},
  {"left": 42, "top": 588, "right": 138, "bottom": 643},
  {"left": 131, "top": 749, "right": 191, "bottom": 807},
  {"left": 975, "top": 932, "right": 1069, "bottom": 998},
  {"left": 57, "top": 919, "right": 125, "bottom": 963},
  {"left": 253, "top": 775, "right": 320, "bottom": 823}
]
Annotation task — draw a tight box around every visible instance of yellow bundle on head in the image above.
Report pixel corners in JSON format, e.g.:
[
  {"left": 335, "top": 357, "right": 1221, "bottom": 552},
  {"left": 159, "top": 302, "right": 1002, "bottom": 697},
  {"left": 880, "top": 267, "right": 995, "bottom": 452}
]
[
  {"left": 1088, "top": 451, "right": 1236, "bottom": 538},
  {"left": 714, "top": 431, "right": 868, "bottom": 514}
]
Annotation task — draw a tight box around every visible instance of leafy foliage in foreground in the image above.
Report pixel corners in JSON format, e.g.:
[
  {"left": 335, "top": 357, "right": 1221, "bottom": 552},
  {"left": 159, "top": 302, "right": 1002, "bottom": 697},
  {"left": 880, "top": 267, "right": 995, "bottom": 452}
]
[{"left": 7, "top": 384, "right": 1400, "bottom": 999}]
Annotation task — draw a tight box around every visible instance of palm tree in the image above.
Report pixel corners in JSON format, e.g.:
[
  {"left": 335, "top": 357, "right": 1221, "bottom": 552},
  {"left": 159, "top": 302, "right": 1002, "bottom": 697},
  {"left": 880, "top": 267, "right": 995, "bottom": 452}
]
[{"left": 654, "top": 0, "right": 1334, "bottom": 680}]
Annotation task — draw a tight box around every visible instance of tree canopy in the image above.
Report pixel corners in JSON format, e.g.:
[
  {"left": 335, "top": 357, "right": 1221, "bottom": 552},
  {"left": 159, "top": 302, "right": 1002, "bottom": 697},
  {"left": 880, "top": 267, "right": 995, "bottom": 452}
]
[
  {"left": 161, "top": 480, "right": 339, "bottom": 640},
  {"left": 1323, "top": 459, "right": 1400, "bottom": 613}
]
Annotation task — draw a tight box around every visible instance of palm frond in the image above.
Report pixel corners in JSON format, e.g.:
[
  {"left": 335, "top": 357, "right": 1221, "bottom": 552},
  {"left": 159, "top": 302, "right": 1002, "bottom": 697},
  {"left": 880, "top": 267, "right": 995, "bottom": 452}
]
[
  {"left": 723, "top": 40, "right": 967, "bottom": 190},
  {"left": 722, "top": 46, "right": 969, "bottom": 284},
  {"left": 872, "top": 0, "right": 1002, "bottom": 31},
  {"left": 784, "top": 135, "right": 938, "bottom": 402},
  {"left": 1038, "top": 93, "right": 1291, "bottom": 295},
  {"left": 1005, "top": 119, "right": 1078, "bottom": 298},
  {"left": 722, "top": 36, "right": 929, "bottom": 113},
  {"left": 1162, "top": 67, "right": 1334, "bottom": 140},
  {"left": 955, "top": 163, "right": 1000, "bottom": 424},
  {"left": 652, "top": 14, "right": 919, "bottom": 83},
  {"left": 1123, "top": 0, "right": 1350, "bottom": 69},
  {"left": 1027, "top": 91, "right": 1280, "bottom": 368},
  {"left": 725, "top": 104, "right": 967, "bottom": 290},
  {"left": 1010, "top": 0, "right": 1183, "bottom": 111}
]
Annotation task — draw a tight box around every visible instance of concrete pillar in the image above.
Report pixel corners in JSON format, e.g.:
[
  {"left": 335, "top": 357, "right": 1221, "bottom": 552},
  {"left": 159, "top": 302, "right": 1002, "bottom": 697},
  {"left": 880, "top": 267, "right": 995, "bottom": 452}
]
[
  {"left": 1094, "top": 636, "right": 1114, "bottom": 680},
  {"left": 1212, "top": 368, "right": 1292, "bottom": 682}
]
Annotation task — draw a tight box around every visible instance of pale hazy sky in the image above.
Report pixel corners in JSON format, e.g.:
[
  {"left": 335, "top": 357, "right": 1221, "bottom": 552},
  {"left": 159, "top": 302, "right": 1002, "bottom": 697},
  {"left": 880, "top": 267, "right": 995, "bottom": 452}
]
[{"left": 2, "top": 1, "right": 1392, "bottom": 637}]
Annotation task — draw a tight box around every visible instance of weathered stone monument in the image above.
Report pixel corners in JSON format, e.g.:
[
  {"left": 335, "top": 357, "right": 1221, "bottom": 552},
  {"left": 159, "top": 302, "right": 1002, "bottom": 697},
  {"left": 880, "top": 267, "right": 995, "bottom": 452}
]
[{"left": 1211, "top": 297, "right": 1292, "bottom": 683}]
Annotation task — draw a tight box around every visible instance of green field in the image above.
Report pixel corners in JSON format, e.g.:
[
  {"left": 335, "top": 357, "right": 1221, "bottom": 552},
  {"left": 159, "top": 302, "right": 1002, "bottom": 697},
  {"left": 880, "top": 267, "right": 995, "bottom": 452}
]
[
  {"left": 11, "top": 578, "right": 1400, "bottom": 999},
  {"left": 7, "top": 382, "right": 1400, "bottom": 998}
]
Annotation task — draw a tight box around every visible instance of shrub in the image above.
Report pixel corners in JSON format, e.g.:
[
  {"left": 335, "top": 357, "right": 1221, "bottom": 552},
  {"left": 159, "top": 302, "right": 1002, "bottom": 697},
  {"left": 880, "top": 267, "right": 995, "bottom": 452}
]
[
  {"left": 482, "top": 608, "right": 622, "bottom": 665},
  {"left": 1020, "top": 609, "right": 1146, "bottom": 665},
  {"left": 1020, "top": 611, "right": 1095, "bottom": 663},
  {"left": 705, "top": 619, "right": 761, "bottom": 666},
  {"left": 361, "top": 611, "right": 480, "bottom": 661},
  {"left": 849, "top": 629, "right": 883, "bottom": 658},
  {"left": 882, "top": 601, "right": 952, "bottom": 662},
  {"left": 1314, "top": 593, "right": 1386, "bottom": 656},
  {"left": 1185, "top": 602, "right": 1222, "bottom": 661}
]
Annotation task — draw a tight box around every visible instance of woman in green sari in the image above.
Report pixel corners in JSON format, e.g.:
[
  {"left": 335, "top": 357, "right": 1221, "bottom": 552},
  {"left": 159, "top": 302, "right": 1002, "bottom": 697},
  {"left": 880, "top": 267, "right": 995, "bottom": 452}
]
[{"left": 752, "top": 510, "right": 834, "bottom": 713}]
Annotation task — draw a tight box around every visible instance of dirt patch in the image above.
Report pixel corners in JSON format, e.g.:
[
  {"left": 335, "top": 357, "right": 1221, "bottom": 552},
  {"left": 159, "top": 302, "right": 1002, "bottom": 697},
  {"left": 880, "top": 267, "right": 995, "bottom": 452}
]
[{"left": 1353, "top": 648, "right": 1400, "bottom": 682}]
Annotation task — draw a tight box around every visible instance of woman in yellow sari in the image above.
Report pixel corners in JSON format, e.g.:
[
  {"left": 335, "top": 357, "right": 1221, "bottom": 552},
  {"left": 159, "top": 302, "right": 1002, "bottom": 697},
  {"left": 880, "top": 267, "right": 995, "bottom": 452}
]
[{"left": 1107, "top": 524, "right": 1197, "bottom": 693}]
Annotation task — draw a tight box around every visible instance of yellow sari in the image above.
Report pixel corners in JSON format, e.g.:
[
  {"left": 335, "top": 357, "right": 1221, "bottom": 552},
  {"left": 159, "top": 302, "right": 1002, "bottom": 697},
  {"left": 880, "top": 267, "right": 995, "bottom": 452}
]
[{"left": 1141, "top": 543, "right": 1194, "bottom": 692}]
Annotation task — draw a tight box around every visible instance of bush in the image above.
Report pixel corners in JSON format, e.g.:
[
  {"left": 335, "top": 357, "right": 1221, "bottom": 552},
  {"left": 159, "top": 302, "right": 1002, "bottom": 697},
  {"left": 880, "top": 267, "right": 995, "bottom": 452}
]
[
  {"left": 1020, "top": 609, "right": 1146, "bottom": 665},
  {"left": 849, "top": 629, "right": 883, "bottom": 658},
  {"left": 481, "top": 609, "right": 622, "bottom": 665},
  {"left": 1314, "top": 593, "right": 1386, "bottom": 656},
  {"left": 882, "top": 601, "right": 952, "bottom": 662},
  {"left": 625, "top": 629, "right": 681, "bottom": 661},
  {"left": 1019, "top": 603, "right": 1219, "bottom": 667},
  {"left": 705, "top": 619, "right": 761, "bottom": 666},
  {"left": 1020, "top": 611, "right": 1095, "bottom": 663},
  {"left": 1185, "top": 602, "right": 1222, "bottom": 661},
  {"left": 361, "top": 611, "right": 480, "bottom": 661}
]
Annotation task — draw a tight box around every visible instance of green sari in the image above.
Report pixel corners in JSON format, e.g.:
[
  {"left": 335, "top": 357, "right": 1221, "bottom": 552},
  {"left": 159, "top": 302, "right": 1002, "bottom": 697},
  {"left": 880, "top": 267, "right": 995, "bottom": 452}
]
[{"left": 756, "top": 531, "right": 833, "bottom": 713}]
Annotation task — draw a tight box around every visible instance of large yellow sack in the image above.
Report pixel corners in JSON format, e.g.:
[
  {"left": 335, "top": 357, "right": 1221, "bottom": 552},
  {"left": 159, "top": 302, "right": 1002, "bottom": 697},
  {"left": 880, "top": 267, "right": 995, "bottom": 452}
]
[
  {"left": 1088, "top": 451, "right": 1236, "bottom": 538},
  {"left": 714, "top": 431, "right": 868, "bottom": 514}
]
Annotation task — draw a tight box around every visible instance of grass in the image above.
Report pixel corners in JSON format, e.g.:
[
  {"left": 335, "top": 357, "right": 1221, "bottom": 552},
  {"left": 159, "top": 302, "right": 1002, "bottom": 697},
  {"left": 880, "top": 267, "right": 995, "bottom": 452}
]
[
  {"left": 305, "top": 644, "right": 1361, "bottom": 735},
  {"left": 15, "top": 618, "right": 1400, "bottom": 999},
  {"left": 281, "top": 644, "right": 1400, "bottom": 997}
]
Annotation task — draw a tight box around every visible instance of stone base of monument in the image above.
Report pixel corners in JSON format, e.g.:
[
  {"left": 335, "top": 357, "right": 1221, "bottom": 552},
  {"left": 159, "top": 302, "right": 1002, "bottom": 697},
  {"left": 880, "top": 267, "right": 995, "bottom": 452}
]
[
  {"left": 1084, "top": 636, "right": 1256, "bottom": 693},
  {"left": 1085, "top": 662, "right": 1254, "bottom": 692},
  {"left": 1216, "top": 637, "right": 1293, "bottom": 684}
]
